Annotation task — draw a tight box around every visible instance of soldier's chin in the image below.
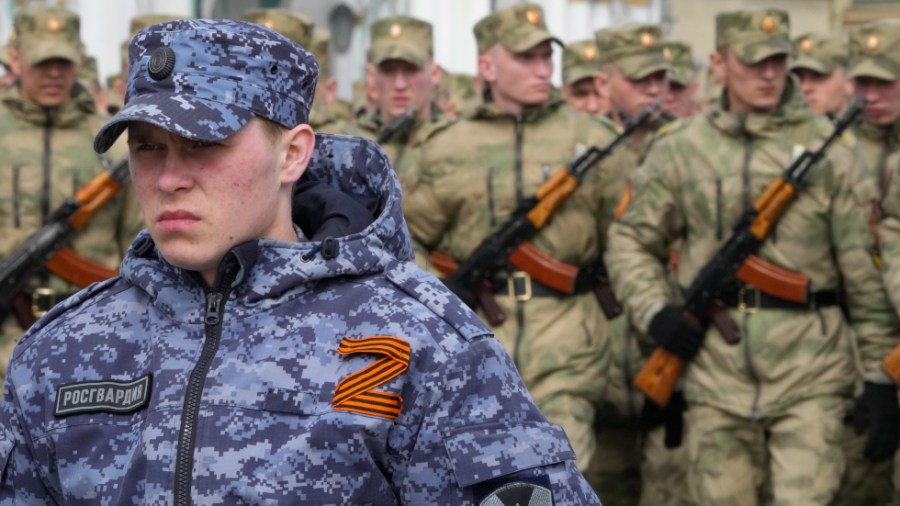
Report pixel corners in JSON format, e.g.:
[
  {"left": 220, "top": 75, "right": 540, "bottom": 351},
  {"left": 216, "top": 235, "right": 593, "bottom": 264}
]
[{"left": 522, "top": 90, "right": 551, "bottom": 106}]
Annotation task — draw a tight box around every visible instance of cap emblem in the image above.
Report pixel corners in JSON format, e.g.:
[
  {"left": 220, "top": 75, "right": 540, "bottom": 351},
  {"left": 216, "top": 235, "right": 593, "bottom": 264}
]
[
  {"left": 799, "top": 37, "right": 813, "bottom": 53},
  {"left": 526, "top": 9, "right": 541, "bottom": 25},
  {"left": 584, "top": 45, "right": 597, "bottom": 60},
  {"left": 640, "top": 32, "right": 655, "bottom": 48},
  {"left": 47, "top": 18, "right": 61, "bottom": 33},
  {"left": 389, "top": 24, "right": 402, "bottom": 39},
  {"left": 761, "top": 15, "right": 777, "bottom": 34},
  {"left": 148, "top": 47, "right": 176, "bottom": 81},
  {"left": 866, "top": 35, "right": 880, "bottom": 52}
]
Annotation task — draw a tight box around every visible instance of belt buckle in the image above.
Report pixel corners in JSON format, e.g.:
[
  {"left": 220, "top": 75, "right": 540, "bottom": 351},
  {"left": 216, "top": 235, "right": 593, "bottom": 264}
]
[
  {"left": 508, "top": 271, "right": 533, "bottom": 303},
  {"left": 31, "top": 287, "right": 55, "bottom": 318},
  {"left": 737, "top": 286, "right": 760, "bottom": 315}
]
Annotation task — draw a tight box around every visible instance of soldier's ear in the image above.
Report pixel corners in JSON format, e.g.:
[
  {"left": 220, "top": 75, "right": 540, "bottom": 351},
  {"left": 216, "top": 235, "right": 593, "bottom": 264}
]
[
  {"left": 431, "top": 60, "right": 442, "bottom": 88},
  {"left": 477, "top": 47, "right": 498, "bottom": 84},
  {"left": 709, "top": 50, "right": 726, "bottom": 85},
  {"left": 7, "top": 47, "right": 22, "bottom": 75},
  {"left": 281, "top": 122, "right": 315, "bottom": 185}
]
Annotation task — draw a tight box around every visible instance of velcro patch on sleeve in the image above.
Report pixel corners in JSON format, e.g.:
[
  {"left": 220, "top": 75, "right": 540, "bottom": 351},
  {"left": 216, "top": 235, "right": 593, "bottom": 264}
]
[
  {"left": 474, "top": 474, "right": 555, "bottom": 506},
  {"left": 54, "top": 374, "right": 152, "bottom": 418},
  {"left": 332, "top": 336, "right": 410, "bottom": 419}
]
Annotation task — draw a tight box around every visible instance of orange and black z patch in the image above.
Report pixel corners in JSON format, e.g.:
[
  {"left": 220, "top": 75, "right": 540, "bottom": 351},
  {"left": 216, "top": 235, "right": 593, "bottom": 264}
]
[{"left": 332, "top": 335, "right": 411, "bottom": 420}]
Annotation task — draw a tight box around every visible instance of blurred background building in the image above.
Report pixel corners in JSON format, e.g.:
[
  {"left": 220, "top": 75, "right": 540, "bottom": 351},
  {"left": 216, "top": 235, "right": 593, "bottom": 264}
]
[{"left": 2, "top": 0, "right": 898, "bottom": 101}]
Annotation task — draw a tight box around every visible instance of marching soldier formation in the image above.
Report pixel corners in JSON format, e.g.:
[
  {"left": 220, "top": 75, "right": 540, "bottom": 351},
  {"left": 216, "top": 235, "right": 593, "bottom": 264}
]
[{"left": 2, "top": 2, "right": 900, "bottom": 505}]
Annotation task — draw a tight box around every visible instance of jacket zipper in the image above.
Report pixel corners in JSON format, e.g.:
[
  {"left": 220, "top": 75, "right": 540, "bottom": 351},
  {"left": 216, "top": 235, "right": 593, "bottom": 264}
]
[
  {"left": 173, "top": 274, "right": 234, "bottom": 506},
  {"left": 715, "top": 178, "right": 723, "bottom": 240},
  {"left": 486, "top": 167, "right": 496, "bottom": 227},
  {"left": 742, "top": 312, "right": 762, "bottom": 420},
  {"left": 514, "top": 115, "right": 524, "bottom": 204},
  {"left": 12, "top": 166, "right": 20, "bottom": 229}
]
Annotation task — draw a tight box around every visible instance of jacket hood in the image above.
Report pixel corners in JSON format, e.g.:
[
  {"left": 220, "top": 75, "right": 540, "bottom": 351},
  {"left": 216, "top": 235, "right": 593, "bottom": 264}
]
[
  {"left": 119, "top": 133, "right": 414, "bottom": 321},
  {"left": 466, "top": 86, "right": 566, "bottom": 122},
  {"left": 705, "top": 77, "right": 815, "bottom": 139}
]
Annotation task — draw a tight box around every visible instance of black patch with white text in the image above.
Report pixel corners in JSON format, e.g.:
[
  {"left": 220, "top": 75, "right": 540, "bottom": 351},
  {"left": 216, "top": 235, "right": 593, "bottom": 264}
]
[
  {"left": 54, "top": 374, "right": 152, "bottom": 418},
  {"left": 474, "top": 473, "right": 554, "bottom": 506}
]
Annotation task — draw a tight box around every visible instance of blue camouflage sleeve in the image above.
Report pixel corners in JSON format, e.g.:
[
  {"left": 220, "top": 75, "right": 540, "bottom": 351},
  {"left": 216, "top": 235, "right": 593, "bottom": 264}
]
[
  {"left": 390, "top": 337, "right": 601, "bottom": 505},
  {"left": 0, "top": 376, "right": 56, "bottom": 502}
]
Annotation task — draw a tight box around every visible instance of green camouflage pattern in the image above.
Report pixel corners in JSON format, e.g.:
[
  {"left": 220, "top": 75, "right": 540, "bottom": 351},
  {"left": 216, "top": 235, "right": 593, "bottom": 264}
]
[
  {"left": 791, "top": 32, "right": 848, "bottom": 75},
  {"left": 473, "top": 3, "right": 562, "bottom": 54},
  {"left": 584, "top": 422, "right": 641, "bottom": 504},
  {"left": 0, "top": 84, "right": 141, "bottom": 382},
  {"left": 436, "top": 71, "right": 480, "bottom": 117},
  {"left": 243, "top": 9, "right": 313, "bottom": 48},
  {"left": 338, "top": 107, "right": 453, "bottom": 193},
  {"left": 607, "top": 81, "right": 899, "bottom": 419},
  {"left": 715, "top": 9, "right": 792, "bottom": 64},
  {"left": 310, "top": 27, "right": 332, "bottom": 77},
  {"left": 847, "top": 19, "right": 900, "bottom": 81},
  {"left": 563, "top": 40, "right": 601, "bottom": 86},
  {"left": 405, "top": 90, "right": 636, "bottom": 470},
  {"left": 663, "top": 41, "right": 696, "bottom": 86},
  {"left": 686, "top": 397, "right": 845, "bottom": 505},
  {"left": 640, "top": 427, "right": 692, "bottom": 506},
  {"left": 368, "top": 16, "right": 432, "bottom": 66},
  {"left": 12, "top": 6, "right": 80, "bottom": 64},
  {"left": 853, "top": 117, "right": 900, "bottom": 198},
  {"left": 595, "top": 24, "right": 668, "bottom": 80},
  {"left": 831, "top": 416, "right": 893, "bottom": 506}
]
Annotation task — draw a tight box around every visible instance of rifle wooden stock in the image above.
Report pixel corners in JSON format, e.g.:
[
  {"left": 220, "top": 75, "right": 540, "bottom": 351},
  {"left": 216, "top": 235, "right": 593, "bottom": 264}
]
[
  {"left": 633, "top": 98, "right": 865, "bottom": 407},
  {"left": 884, "top": 345, "right": 900, "bottom": 385}
]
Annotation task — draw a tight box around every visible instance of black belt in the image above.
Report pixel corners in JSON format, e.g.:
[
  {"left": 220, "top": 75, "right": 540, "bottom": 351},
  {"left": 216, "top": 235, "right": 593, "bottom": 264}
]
[
  {"left": 720, "top": 287, "right": 840, "bottom": 312},
  {"left": 494, "top": 272, "right": 567, "bottom": 300}
]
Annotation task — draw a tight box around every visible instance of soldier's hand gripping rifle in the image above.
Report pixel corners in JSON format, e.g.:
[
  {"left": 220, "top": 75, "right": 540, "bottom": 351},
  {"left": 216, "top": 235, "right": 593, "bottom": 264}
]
[
  {"left": 634, "top": 98, "right": 866, "bottom": 407},
  {"left": 0, "top": 157, "right": 130, "bottom": 325},
  {"left": 440, "top": 102, "right": 659, "bottom": 316}
]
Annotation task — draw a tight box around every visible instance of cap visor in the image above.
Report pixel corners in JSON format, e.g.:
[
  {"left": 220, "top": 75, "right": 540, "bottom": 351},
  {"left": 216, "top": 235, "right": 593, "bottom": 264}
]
[
  {"left": 21, "top": 38, "right": 79, "bottom": 65},
  {"left": 506, "top": 30, "right": 564, "bottom": 53},
  {"left": 618, "top": 54, "right": 669, "bottom": 80},
  {"left": 93, "top": 92, "right": 254, "bottom": 153},
  {"left": 847, "top": 60, "right": 899, "bottom": 81},
  {"left": 737, "top": 41, "right": 792, "bottom": 65},
  {"left": 371, "top": 45, "right": 427, "bottom": 67},
  {"left": 790, "top": 57, "right": 831, "bottom": 74},
  {"left": 564, "top": 67, "right": 597, "bottom": 86}
]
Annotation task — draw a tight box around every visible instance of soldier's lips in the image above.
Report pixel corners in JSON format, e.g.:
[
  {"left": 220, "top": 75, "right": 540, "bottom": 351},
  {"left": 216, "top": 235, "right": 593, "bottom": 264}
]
[{"left": 157, "top": 210, "right": 200, "bottom": 232}]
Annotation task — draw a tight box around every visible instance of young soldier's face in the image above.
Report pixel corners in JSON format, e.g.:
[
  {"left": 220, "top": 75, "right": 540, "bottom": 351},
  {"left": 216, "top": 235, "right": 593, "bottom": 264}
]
[
  {"left": 794, "top": 67, "right": 851, "bottom": 116},
  {"left": 127, "top": 118, "right": 302, "bottom": 284},
  {"left": 368, "top": 58, "right": 437, "bottom": 122},
  {"left": 664, "top": 80, "right": 698, "bottom": 118},
  {"left": 12, "top": 54, "right": 79, "bottom": 108},
  {"left": 602, "top": 66, "right": 667, "bottom": 118},
  {"left": 715, "top": 50, "right": 788, "bottom": 113},
  {"left": 853, "top": 76, "right": 900, "bottom": 126},
  {"left": 483, "top": 41, "right": 554, "bottom": 108},
  {"left": 562, "top": 77, "right": 607, "bottom": 116}
]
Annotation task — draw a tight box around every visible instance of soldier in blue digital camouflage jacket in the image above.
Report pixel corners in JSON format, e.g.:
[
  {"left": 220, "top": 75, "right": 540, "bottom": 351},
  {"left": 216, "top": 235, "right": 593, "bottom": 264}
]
[{"left": 0, "top": 19, "right": 600, "bottom": 505}]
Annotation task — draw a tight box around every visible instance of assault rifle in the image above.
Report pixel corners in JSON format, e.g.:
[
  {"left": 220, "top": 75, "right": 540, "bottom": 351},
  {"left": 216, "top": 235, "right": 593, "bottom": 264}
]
[
  {"left": 0, "top": 157, "right": 130, "bottom": 327},
  {"left": 439, "top": 102, "right": 659, "bottom": 316},
  {"left": 635, "top": 98, "right": 865, "bottom": 407},
  {"left": 377, "top": 107, "right": 418, "bottom": 144}
]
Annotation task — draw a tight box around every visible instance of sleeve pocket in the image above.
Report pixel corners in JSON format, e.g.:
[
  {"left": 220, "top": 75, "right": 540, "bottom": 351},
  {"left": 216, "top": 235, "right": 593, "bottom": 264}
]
[{"left": 442, "top": 421, "right": 575, "bottom": 488}]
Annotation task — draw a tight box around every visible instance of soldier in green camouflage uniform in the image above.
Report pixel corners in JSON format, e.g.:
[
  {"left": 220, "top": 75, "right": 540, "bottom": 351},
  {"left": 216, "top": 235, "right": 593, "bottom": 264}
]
[
  {"left": 404, "top": 3, "right": 635, "bottom": 477},
  {"left": 561, "top": 40, "right": 607, "bottom": 117},
  {"left": 607, "top": 9, "right": 900, "bottom": 505},
  {"left": 338, "top": 16, "right": 451, "bottom": 192},
  {"left": 790, "top": 32, "right": 852, "bottom": 118},
  {"left": 856, "top": 19, "right": 900, "bottom": 506},
  {"left": 435, "top": 70, "right": 480, "bottom": 119},
  {"left": 662, "top": 41, "right": 699, "bottom": 119},
  {"left": 595, "top": 24, "right": 672, "bottom": 160},
  {"left": 0, "top": 6, "right": 140, "bottom": 383},
  {"left": 308, "top": 27, "right": 353, "bottom": 129}
]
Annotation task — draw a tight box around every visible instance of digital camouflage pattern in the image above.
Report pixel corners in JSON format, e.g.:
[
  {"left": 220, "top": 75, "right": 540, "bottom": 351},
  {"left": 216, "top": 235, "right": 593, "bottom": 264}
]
[
  {"left": 662, "top": 41, "right": 696, "bottom": 86},
  {"left": 847, "top": 19, "right": 900, "bottom": 81},
  {"left": 11, "top": 6, "right": 80, "bottom": 64},
  {"left": 608, "top": 76, "right": 900, "bottom": 503},
  {"left": 473, "top": 2, "right": 562, "bottom": 54},
  {"left": 368, "top": 16, "right": 432, "bottom": 67},
  {"left": 595, "top": 24, "right": 668, "bottom": 81},
  {"left": 790, "top": 32, "right": 848, "bottom": 75},
  {"left": 243, "top": 8, "right": 314, "bottom": 48},
  {"left": 563, "top": 40, "right": 600, "bottom": 86},
  {"left": 405, "top": 89, "right": 635, "bottom": 472},
  {"left": 0, "top": 133, "right": 600, "bottom": 504},
  {"left": 0, "top": 10, "right": 139, "bottom": 385},
  {"left": 95, "top": 19, "right": 319, "bottom": 153},
  {"left": 715, "top": 9, "right": 792, "bottom": 64}
]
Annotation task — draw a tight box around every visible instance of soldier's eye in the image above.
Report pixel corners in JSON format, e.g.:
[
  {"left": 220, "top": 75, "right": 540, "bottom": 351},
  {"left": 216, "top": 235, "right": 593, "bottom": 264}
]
[{"left": 190, "top": 140, "right": 218, "bottom": 149}]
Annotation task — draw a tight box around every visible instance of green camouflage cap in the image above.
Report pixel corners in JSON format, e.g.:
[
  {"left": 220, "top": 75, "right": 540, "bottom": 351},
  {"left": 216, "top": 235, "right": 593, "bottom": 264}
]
[
  {"left": 662, "top": 41, "right": 696, "bottom": 86},
  {"left": 310, "top": 27, "right": 331, "bottom": 77},
  {"left": 129, "top": 14, "right": 183, "bottom": 36},
  {"left": 12, "top": 6, "right": 80, "bottom": 64},
  {"left": 790, "top": 33, "right": 848, "bottom": 74},
  {"left": 716, "top": 9, "right": 792, "bottom": 64},
  {"left": 473, "top": 3, "right": 562, "bottom": 55},
  {"left": 243, "top": 9, "right": 314, "bottom": 48},
  {"left": 562, "top": 40, "right": 600, "bottom": 85},
  {"left": 368, "top": 16, "right": 432, "bottom": 67},
  {"left": 847, "top": 20, "right": 900, "bottom": 81},
  {"left": 594, "top": 24, "right": 668, "bottom": 80}
]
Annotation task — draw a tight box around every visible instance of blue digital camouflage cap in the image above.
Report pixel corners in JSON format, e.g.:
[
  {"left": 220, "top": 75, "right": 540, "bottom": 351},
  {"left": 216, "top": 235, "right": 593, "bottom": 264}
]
[{"left": 94, "top": 19, "right": 318, "bottom": 153}]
